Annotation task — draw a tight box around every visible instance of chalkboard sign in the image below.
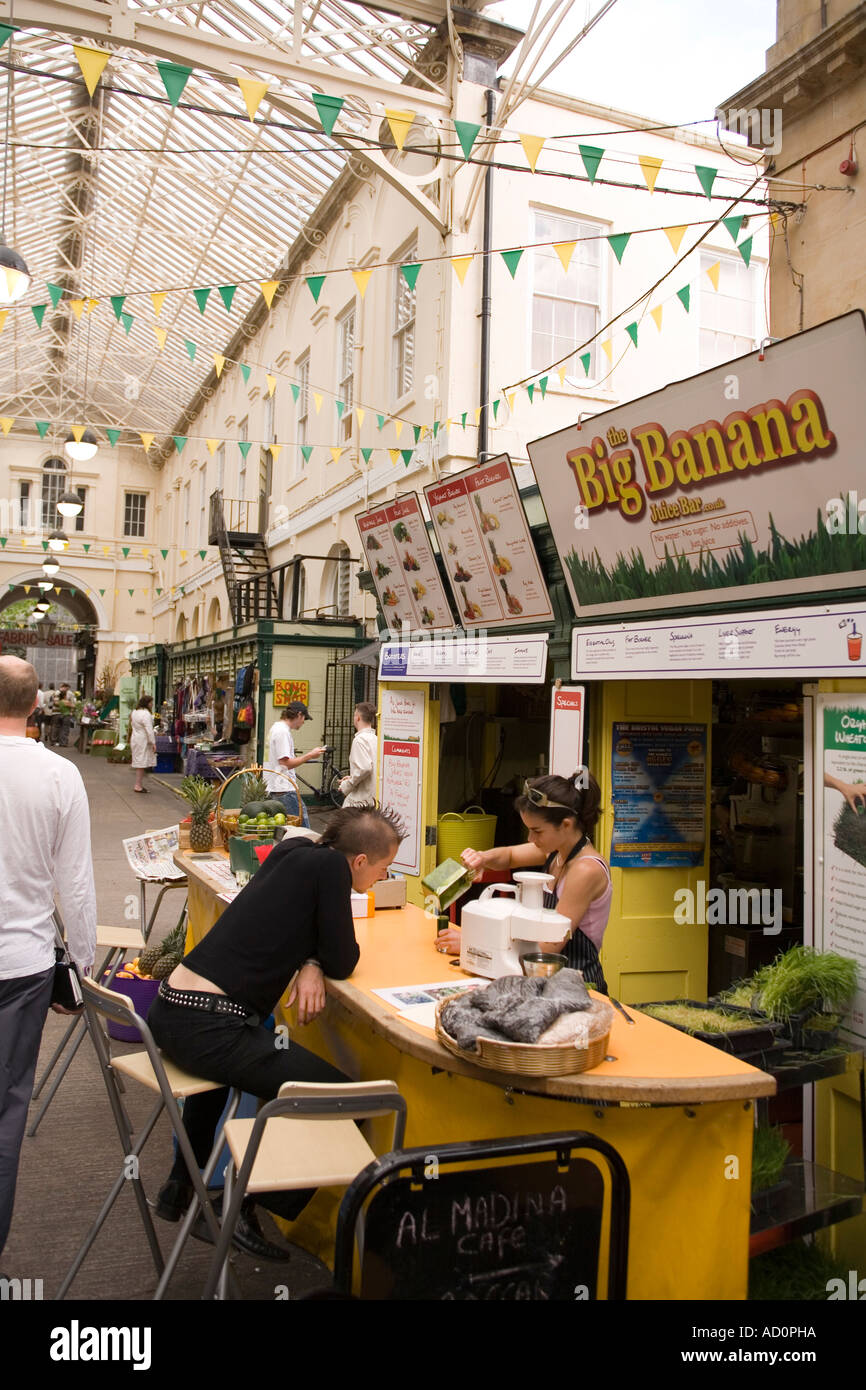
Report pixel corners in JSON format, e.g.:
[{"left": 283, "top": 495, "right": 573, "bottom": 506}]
[{"left": 359, "top": 1157, "right": 605, "bottom": 1301}]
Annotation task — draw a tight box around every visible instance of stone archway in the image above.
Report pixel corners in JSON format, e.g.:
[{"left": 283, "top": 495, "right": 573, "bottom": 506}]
[
  {"left": 0, "top": 570, "right": 102, "bottom": 693},
  {"left": 206, "top": 597, "right": 222, "bottom": 633}
]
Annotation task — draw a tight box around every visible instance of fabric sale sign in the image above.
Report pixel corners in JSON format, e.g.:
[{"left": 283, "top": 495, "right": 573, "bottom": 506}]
[{"left": 527, "top": 311, "right": 866, "bottom": 619}]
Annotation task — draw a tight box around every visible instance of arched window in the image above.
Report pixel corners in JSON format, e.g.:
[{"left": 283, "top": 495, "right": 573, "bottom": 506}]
[
  {"left": 175, "top": 613, "right": 188, "bottom": 642},
  {"left": 207, "top": 597, "right": 222, "bottom": 633},
  {"left": 330, "top": 543, "right": 351, "bottom": 618},
  {"left": 41, "top": 458, "right": 67, "bottom": 530},
  {"left": 297, "top": 563, "right": 306, "bottom": 617}
]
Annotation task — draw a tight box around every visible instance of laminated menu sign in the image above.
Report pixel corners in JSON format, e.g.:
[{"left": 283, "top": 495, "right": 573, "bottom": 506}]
[
  {"left": 610, "top": 722, "right": 706, "bottom": 868},
  {"left": 816, "top": 695, "right": 866, "bottom": 1041},
  {"left": 378, "top": 687, "right": 426, "bottom": 876},
  {"left": 424, "top": 454, "right": 554, "bottom": 630},
  {"left": 356, "top": 494, "right": 453, "bottom": 633}
]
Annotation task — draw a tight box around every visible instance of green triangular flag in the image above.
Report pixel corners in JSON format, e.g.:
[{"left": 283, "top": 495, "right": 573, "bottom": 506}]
[
  {"left": 539, "top": 375, "right": 548, "bottom": 397},
  {"left": 336, "top": 401, "right": 345, "bottom": 420},
  {"left": 240, "top": 364, "right": 251, "bottom": 384},
  {"left": 199, "top": 549, "right": 207, "bottom": 560},
  {"left": 501, "top": 249, "right": 523, "bottom": 279},
  {"left": 106, "top": 429, "right": 120, "bottom": 446},
  {"left": 160, "top": 549, "right": 169, "bottom": 559},
  {"left": 121, "top": 312, "right": 133, "bottom": 335},
  {"left": 301, "top": 445, "right": 313, "bottom": 463},
  {"left": 290, "top": 383, "right": 300, "bottom": 403},
  {"left": 305, "top": 275, "right": 325, "bottom": 303},
  {"left": 122, "top": 546, "right": 130, "bottom": 558},
  {"left": 361, "top": 448, "right": 373, "bottom": 464},
  {"left": 676, "top": 285, "right": 691, "bottom": 313},
  {"left": 608, "top": 233, "right": 631, "bottom": 264},
  {"left": 413, "top": 424, "right": 421, "bottom": 443},
  {"left": 0, "top": 537, "right": 5, "bottom": 547},
  {"left": 461, "top": 412, "right": 467, "bottom": 429},
  {"left": 41, "top": 540, "right": 49, "bottom": 551},
  {"left": 695, "top": 164, "right": 717, "bottom": 199},
  {"left": 0, "top": 25, "right": 19, "bottom": 48},
  {"left": 311, "top": 92, "right": 344, "bottom": 136},
  {"left": 173, "top": 436, "right": 187, "bottom": 453},
  {"left": 454, "top": 120, "right": 480, "bottom": 160},
  {"left": 527, "top": 383, "right": 535, "bottom": 403},
  {"left": 218, "top": 284, "right": 237, "bottom": 312},
  {"left": 46, "top": 282, "right": 64, "bottom": 308},
  {"left": 156, "top": 588, "right": 162, "bottom": 596},
  {"left": 579, "top": 144, "right": 604, "bottom": 183},
  {"left": 376, "top": 414, "right": 385, "bottom": 431},
  {"left": 580, "top": 353, "right": 591, "bottom": 375},
  {"left": 722, "top": 215, "right": 744, "bottom": 243},
  {"left": 433, "top": 421, "right": 441, "bottom": 437},
  {"left": 99, "top": 588, "right": 105, "bottom": 596},
  {"left": 238, "top": 440, "right": 252, "bottom": 459},
  {"left": 400, "top": 263, "right": 421, "bottom": 292},
  {"left": 492, "top": 399, "right": 500, "bottom": 419},
  {"left": 157, "top": 61, "right": 192, "bottom": 108},
  {"left": 193, "top": 287, "right": 211, "bottom": 314},
  {"left": 625, "top": 322, "right": 638, "bottom": 348},
  {"left": 31, "top": 304, "right": 46, "bottom": 327},
  {"left": 180, "top": 587, "right": 185, "bottom": 597},
  {"left": 35, "top": 421, "right": 50, "bottom": 438},
  {"left": 184, "top": 340, "right": 197, "bottom": 362},
  {"left": 128, "top": 587, "right": 134, "bottom": 596},
  {"left": 110, "top": 294, "right": 125, "bottom": 320},
  {"left": 82, "top": 543, "right": 90, "bottom": 553},
  {"left": 400, "top": 449, "right": 413, "bottom": 467},
  {"left": 737, "top": 235, "right": 753, "bottom": 268}
]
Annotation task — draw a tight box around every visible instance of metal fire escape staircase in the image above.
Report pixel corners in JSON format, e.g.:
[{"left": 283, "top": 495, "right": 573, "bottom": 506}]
[{"left": 209, "top": 490, "right": 279, "bottom": 623}]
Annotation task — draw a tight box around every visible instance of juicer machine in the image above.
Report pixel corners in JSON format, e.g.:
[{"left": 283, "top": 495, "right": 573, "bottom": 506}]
[{"left": 459, "top": 872, "right": 571, "bottom": 978}]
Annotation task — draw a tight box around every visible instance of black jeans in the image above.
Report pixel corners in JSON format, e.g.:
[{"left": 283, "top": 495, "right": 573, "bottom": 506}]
[
  {"left": 0, "top": 968, "right": 53, "bottom": 1255},
  {"left": 148, "top": 993, "right": 349, "bottom": 1219}
]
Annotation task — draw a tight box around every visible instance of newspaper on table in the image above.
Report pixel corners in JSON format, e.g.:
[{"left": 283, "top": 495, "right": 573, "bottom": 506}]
[{"left": 122, "top": 825, "right": 187, "bottom": 882}]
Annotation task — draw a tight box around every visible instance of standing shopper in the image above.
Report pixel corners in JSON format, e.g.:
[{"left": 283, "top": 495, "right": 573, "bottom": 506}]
[
  {"left": 263, "top": 701, "right": 325, "bottom": 828},
  {"left": 339, "top": 702, "right": 378, "bottom": 807},
  {"left": 130, "top": 694, "right": 157, "bottom": 793},
  {"left": 0, "top": 656, "right": 97, "bottom": 1257}
]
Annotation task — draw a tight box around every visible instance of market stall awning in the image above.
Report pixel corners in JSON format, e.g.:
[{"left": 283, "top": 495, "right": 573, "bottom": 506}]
[{"left": 337, "top": 640, "right": 382, "bottom": 669}]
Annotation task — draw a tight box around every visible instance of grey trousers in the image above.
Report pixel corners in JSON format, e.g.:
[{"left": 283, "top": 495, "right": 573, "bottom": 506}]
[{"left": 0, "top": 968, "right": 53, "bottom": 1256}]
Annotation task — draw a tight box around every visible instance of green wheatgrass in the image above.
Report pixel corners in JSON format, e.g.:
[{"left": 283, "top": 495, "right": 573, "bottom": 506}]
[
  {"left": 751, "top": 1124, "right": 790, "bottom": 1194},
  {"left": 832, "top": 797, "right": 866, "bottom": 870},
  {"left": 639, "top": 1003, "right": 758, "bottom": 1034}
]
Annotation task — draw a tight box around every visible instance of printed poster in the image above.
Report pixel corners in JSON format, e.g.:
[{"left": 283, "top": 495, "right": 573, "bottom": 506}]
[
  {"left": 816, "top": 696, "right": 866, "bottom": 1041},
  {"left": 273, "top": 679, "right": 310, "bottom": 707},
  {"left": 378, "top": 687, "right": 426, "bottom": 876},
  {"left": 356, "top": 494, "right": 453, "bottom": 633},
  {"left": 610, "top": 722, "right": 706, "bottom": 867},
  {"left": 424, "top": 454, "right": 554, "bottom": 630}
]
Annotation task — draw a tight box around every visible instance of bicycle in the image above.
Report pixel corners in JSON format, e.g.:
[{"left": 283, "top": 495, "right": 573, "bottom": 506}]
[{"left": 294, "top": 746, "right": 348, "bottom": 808}]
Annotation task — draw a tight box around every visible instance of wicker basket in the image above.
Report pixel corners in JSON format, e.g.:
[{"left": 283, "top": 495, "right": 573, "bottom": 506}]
[
  {"left": 215, "top": 764, "right": 301, "bottom": 849},
  {"left": 435, "top": 996, "right": 612, "bottom": 1077}
]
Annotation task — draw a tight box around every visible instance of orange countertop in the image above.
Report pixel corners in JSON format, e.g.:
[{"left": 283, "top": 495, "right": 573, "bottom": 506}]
[{"left": 176, "top": 850, "right": 776, "bottom": 1104}]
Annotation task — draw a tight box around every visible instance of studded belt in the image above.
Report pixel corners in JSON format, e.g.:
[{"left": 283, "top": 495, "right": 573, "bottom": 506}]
[{"left": 157, "top": 981, "right": 250, "bottom": 1018}]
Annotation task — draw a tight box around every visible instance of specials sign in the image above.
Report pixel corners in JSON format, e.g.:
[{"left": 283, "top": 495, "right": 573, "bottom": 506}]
[{"left": 527, "top": 311, "right": 866, "bottom": 619}]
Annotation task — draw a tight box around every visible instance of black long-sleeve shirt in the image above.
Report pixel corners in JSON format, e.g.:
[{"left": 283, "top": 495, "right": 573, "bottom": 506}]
[{"left": 183, "top": 839, "right": 360, "bottom": 1016}]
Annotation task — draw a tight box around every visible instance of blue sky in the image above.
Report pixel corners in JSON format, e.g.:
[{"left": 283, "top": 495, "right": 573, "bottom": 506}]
[{"left": 492, "top": 0, "right": 777, "bottom": 125}]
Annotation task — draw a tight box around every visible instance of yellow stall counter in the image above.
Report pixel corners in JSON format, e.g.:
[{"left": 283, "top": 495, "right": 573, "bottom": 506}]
[{"left": 176, "top": 850, "right": 775, "bottom": 1300}]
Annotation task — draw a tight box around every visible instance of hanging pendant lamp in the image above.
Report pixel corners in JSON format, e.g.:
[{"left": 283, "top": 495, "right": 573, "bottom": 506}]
[
  {"left": 47, "top": 529, "right": 68, "bottom": 552},
  {"left": 42, "top": 555, "right": 60, "bottom": 576},
  {"left": 64, "top": 429, "right": 98, "bottom": 462}
]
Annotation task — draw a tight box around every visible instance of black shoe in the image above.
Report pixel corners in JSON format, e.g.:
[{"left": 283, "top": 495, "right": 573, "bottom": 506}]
[
  {"left": 153, "top": 1178, "right": 194, "bottom": 1223},
  {"left": 192, "top": 1197, "right": 291, "bottom": 1262}
]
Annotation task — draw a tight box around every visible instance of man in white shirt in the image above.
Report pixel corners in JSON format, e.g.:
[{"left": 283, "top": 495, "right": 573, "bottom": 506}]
[
  {"left": 263, "top": 701, "right": 325, "bottom": 829},
  {"left": 0, "top": 656, "right": 97, "bottom": 1257},
  {"left": 339, "top": 702, "right": 378, "bottom": 807}
]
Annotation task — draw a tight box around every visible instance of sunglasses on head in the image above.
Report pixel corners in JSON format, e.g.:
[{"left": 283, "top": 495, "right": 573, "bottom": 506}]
[{"left": 522, "top": 780, "right": 575, "bottom": 813}]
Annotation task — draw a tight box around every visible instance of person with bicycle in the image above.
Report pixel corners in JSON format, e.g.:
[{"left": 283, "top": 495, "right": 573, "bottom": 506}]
[
  {"left": 338, "top": 702, "right": 378, "bottom": 808},
  {"left": 263, "top": 701, "right": 324, "bottom": 829}
]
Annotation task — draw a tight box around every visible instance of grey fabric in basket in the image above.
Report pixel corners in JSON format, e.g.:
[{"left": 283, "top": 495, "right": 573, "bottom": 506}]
[{"left": 442, "top": 969, "right": 593, "bottom": 1048}]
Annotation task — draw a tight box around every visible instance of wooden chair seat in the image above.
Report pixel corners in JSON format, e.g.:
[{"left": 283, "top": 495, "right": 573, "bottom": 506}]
[{"left": 223, "top": 1115, "right": 377, "bottom": 1193}]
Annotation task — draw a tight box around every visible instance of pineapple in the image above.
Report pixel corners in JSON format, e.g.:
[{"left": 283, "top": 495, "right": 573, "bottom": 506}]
[
  {"left": 180, "top": 776, "right": 217, "bottom": 852},
  {"left": 240, "top": 772, "right": 268, "bottom": 809},
  {"left": 138, "top": 918, "right": 187, "bottom": 977},
  {"left": 150, "top": 954, "right": 182, "bottom": 980}
]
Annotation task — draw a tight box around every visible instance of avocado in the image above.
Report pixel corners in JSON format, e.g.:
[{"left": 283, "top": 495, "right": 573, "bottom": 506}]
[
  {"left": 263, "top": 799, "right": 287, "bottom": 816},
  {"left": 242, "top": 800, "right": 267, "bottom": 817}
]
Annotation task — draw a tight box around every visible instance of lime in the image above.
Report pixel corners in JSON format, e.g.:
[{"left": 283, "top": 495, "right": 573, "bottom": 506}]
[{"left": 274, "top": 813, "right": 286, "bottom": 825}]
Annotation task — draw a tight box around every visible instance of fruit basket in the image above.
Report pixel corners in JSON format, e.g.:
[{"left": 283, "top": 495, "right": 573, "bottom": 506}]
[
  {"left": 215, "top": 765, "right": 300, "bottom": 848},
  {"left": 435, "top": 996, "right": 612, "bottom": 1077}
]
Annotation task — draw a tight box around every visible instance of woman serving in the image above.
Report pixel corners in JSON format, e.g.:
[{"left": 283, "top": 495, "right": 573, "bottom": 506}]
[{"left": 436, "top": 770, "right": 612, "bottom": 994}]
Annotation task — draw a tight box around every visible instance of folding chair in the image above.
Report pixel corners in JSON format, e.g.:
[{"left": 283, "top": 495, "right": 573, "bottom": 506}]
[
  {"left": 333, "top": 1131, "right": 631, "bottom": 1301},
  {"left": 27, "top": 921, "right": 146, "bottom": 1138},
  {"left": 202, "top": 1080, "right": 407, "bottom": 1300},
  {"left": 56, "top": 976, "right": 241, "bottom": 1302}
]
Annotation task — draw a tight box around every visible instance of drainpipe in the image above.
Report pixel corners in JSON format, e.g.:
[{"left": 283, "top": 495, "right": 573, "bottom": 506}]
[{"left": 478, "top": 86, "right": 495, "bottom": 463}]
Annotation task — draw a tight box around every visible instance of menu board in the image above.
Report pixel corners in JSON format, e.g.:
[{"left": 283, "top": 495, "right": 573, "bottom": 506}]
[
  {"left": 549, "top": 686, "right": 585, "bottom": 778},
  {"left": 356, "top": 495, "right": 453, "bottom": 634},
  {"left": 424, "top": 455, "right": 554, "bottom": 630},
  {"left": 815, "top": 695, "right": 866, "bottom": 1042},
  {"left": 378, "top": 686, "right": 426, "bottom": 877},
  {"left": 610, "top": 722, "right": 707, "bottom": 868}
]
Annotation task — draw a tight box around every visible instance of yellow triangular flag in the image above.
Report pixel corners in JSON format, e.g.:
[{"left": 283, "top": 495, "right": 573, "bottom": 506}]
[
  {"left": 639, "top": 155, "right": 663, "bottom": 193},
  {"left": 507, "top": 392, "right": 516, "bottom": 411},
  {"left": 269, "top": 444, "right": 282, "bottom": 462},
  {"left": 142, "top": 549, "right": 150, "bottom": 558},
  {"left": 86, "top": 298, "right": 99, "bottom": 314},
  {"left": 237, "top": 77, "right": 268, "bottom": 122},
  {"left": 419, "top": 425, "right": 427, "bottom": 440},
  {"left": 664, "top": 225, "right": 687, "bottom": 255},
  {"left": 153, "top": 325, "right": 167, "bottom": 350},
  {"left": 601, "top": 339, "right": 613, "bottom": 362},
  {"left": 519, "top": 132, "right": 546, "bottom": 172},
  {"left": 451, "top": 256, "right": 473, "bottom": 285},
  {"left": 140, "top": 432, "right": 155, "bottom": 451},
  {"left": 352, "top": 269, "right": 373, "bottom": 299},
  {"left": 260, "top": 280, "right": 279, "bottom": 309},
  {"left": 69, "top": 298, "right": 86, "bottom": 320},
  {"left": 0, "top": 417, "right": 13, "bottom": 435},
  {"left": 0, "top": 309, "right": 7, "bottom": 333},
  {"left": 103, "top": 546, "right": 111, "bottom": 555},
  {"left": 313, "top": 392, "right": 323, "bottom": 414},
  {"left": 71, "top": 425, "right": 85, "bottom": 442},
  {"left": 706, "top": 260, "right": 721, "bottom": 291},
  {"left": 206, "top": 439, "right": 219, "bottom": 455},
  {"left": 474, "top": 406, "right": 482, "bottom": 424},
  {"left": 20, "top": 537, "right": 27, "bottom": 547},
  {"left": 394, "top": 420, "right": 403, "bottom": 440},
  {"left": 385, "top": 108, "right": 415, "bottom": 151},
  {"left": 73, "top": 45, "right": 109, "bottom": 98},
  {"left": 22, "top": 584, "right": 30, "bottom": 594},
  {"left": 113, "top": 588, "right": 119, "bottom": 596},
  {"left": 770, "top": 211, "right": 780, "bottom": 230},
  {"left": 180, "top": 551, "right": 187, "bottom": 562},
  {"left": 355, "top": 408, "right": 365, "bottom": 427},
  {"left": 266, "top": 374, "right": 276, "bottom": 397},
  {"left": 554, "top": 241, "right": 576, "bottom": 273},
  {"left": 650, "top": 305, "right": 664, "bottom": 331},
  {"left": 151, "top": 291, "right": 167, "bottom": 318},
  {"left": 330, "top": 447, "right": 344, "bottom": 464},
  {"left": 388, "top": 449, "right": 400, "bottom": 465},
  {"left": 557, "top": 366, "right": 567, "bottom": 385},
  {"left": 54, "top": 585, "right": 61, "bottom": 595},
  {"left": 214, "top": 354, "right": 226, "bottom": 377}
]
